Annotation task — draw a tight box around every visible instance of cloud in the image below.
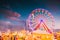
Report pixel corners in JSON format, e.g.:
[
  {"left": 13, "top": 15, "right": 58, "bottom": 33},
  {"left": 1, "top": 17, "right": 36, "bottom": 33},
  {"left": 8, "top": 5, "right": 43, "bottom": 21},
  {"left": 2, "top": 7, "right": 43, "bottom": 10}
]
[
  {"left": 0, "top": 10, "right": 21, "bottom": 17},
  {"left": 0, "top": 9, "right": 21, "bottom": 21},
  {"left": 0, "top": 20, "right": 25, "bottom": 31},
  {"left": 7, "top": 16, "right": 20, "bottom": 21},
  {"left": 5, "top": 10, "right": 20, "bottom": 18},
  {"left": 0, "top": 9, "right": 26, "bottom": 31}
]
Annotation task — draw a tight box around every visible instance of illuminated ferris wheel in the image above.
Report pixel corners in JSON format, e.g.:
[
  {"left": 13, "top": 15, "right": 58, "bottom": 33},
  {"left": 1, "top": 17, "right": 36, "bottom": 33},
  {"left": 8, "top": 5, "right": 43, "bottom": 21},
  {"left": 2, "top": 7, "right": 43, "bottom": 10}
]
[{"left": 27, "top": 8, "right": 55, "bottom": 33}]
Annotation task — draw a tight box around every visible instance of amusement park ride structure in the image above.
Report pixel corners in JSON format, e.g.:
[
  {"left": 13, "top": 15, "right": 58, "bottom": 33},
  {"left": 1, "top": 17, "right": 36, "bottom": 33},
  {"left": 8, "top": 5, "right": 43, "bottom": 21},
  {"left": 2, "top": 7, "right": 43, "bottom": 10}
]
[{"left": 27, "top": 8, "right": 55, "bottom": 34}]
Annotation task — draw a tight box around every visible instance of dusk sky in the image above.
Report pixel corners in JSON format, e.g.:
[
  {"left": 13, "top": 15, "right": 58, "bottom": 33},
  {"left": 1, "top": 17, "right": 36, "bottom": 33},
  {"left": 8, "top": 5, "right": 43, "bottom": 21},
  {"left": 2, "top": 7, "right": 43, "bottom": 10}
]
[{"left": 0, "top": 0, "right": 60, "bottom": 31}]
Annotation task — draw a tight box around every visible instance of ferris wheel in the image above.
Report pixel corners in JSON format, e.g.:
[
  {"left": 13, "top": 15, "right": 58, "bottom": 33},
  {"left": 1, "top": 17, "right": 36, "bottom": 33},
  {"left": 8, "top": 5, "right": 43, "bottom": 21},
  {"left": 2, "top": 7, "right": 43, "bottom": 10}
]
[{"left": 27, "top": 8, "right": 55, "bottom": 33}]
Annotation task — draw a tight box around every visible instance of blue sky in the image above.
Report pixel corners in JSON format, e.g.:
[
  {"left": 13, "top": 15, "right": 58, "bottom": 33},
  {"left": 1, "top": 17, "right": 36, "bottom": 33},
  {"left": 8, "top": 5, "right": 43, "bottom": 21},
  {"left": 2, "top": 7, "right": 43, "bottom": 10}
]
[{"left": 0, "top": 0, "right": 60, "bottom": 29}]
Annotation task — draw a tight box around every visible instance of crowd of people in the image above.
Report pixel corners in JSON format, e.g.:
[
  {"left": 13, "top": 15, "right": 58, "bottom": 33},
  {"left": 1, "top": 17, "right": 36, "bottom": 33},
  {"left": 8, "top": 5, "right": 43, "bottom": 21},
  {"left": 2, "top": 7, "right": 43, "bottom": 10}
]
[
  {"left": 0, "top": 30, "right": 60, "bottom": 40},
  {"left": 0, "top": 30, "right": 55, "bottom": 40}
]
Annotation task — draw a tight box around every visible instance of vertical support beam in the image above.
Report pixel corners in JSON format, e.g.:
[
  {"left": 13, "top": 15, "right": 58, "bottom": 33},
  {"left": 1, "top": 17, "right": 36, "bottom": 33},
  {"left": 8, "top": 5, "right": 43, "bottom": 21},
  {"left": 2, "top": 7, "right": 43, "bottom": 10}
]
[{"left": 43, "top": 21, "right": 52, "bottom": 34}]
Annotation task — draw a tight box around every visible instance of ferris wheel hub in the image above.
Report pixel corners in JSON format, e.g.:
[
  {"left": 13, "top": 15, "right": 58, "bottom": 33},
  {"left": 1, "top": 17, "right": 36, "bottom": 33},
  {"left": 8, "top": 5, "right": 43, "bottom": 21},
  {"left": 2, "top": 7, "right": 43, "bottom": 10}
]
[{"left": 40, "top": 20, "right": 43, "bottom": 22}]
